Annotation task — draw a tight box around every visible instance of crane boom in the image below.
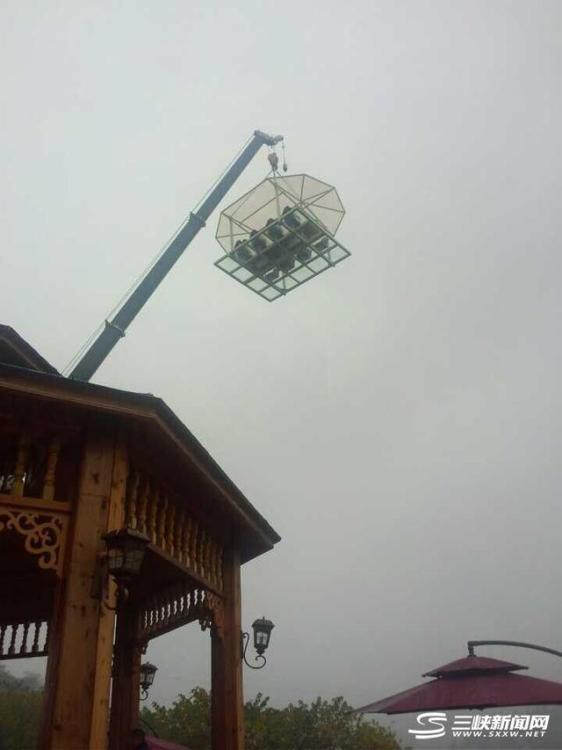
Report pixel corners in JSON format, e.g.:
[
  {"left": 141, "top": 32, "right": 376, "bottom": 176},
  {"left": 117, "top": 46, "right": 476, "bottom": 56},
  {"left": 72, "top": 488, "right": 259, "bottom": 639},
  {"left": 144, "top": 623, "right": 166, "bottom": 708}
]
[{"left": 70, "top": 130, "right": 282, "bottom": 382}]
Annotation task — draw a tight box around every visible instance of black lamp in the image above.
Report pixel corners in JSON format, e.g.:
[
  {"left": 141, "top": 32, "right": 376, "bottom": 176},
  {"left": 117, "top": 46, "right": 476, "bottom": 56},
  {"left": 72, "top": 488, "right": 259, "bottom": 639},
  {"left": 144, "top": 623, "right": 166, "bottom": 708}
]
[
  {"left": 252, "top": 617, "right": 275, "bottom": 656},
  {"left": 242, "top": 617, "right": 275, "bottom": 669},
  {"left": 139, "top": 662, "right": 158, "bottom": 700},
  {"left": 102, "top": 528, "right": 150, "bottom": 584}
]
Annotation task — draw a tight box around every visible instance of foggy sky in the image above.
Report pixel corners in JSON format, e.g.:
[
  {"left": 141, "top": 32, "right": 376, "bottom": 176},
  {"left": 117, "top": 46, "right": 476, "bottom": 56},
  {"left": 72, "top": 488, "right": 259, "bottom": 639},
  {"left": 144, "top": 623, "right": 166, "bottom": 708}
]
[{"left": 2, "top": 0, "right": 562, "bottom": 733}]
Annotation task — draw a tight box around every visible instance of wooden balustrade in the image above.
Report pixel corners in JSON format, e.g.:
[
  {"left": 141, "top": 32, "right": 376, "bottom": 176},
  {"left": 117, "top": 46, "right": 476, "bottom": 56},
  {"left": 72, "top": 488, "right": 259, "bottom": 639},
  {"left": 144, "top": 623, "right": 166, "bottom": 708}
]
[
  {"left": 0, "top": 429, "right": 69, "bottom": 504},
  {"left": 124, "top": 465, "right": 224, "bottom": 592},
  {"left": 0, "top": 620, "right": 49, "bottom": 660}
]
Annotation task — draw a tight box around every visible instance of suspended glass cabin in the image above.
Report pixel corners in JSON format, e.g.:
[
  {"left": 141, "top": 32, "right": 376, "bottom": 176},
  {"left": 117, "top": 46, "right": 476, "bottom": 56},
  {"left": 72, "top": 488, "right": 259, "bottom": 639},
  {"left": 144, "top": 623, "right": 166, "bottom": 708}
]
[{"left": 215, "top": 174, "right": 351, "bottom": 301}]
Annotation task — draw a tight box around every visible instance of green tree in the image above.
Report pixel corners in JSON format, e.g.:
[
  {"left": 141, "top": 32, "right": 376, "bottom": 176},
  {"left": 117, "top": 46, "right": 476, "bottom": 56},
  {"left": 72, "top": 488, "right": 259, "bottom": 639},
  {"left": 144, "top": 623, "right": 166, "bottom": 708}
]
[
  {"left": 0, "top": 665, "right": 43, "bottom": 750},
  {"left": 269, "top": 696, "right": 398, "bottom": 750},
  {"left": 141, "top": 687, "right": 211, "bottom": 750},
  {"left": 141, "top": 688, "right": 401, "bottom": 750},
  {"left": 0, "top": 665, "right": 41, "bottom": 694}
]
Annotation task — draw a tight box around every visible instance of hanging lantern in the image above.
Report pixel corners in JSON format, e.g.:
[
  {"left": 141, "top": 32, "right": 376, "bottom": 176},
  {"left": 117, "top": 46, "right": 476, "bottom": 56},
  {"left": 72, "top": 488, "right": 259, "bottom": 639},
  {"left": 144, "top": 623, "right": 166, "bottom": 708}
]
[
  {"left": 215, "top": 174, "right": 351, "bottom": 301},
  {"left": 252, "top": 617, "right": 275, "bottom": 656},
  {"left": 139, "top": 662, "right": 158, "bottom": 692},
  {"left": 139, "top": 662, "right": 158, "bottom": 700},
  {"left": 102, "top": 528, "right": 150, "bottom": 584}
]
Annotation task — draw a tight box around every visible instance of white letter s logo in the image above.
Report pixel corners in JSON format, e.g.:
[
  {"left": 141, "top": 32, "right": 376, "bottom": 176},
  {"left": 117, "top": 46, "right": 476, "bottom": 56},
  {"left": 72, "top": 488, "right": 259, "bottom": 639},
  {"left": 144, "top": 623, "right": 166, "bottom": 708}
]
[{"left": 408, "top": 712, "right": 448, "bottom": 740}]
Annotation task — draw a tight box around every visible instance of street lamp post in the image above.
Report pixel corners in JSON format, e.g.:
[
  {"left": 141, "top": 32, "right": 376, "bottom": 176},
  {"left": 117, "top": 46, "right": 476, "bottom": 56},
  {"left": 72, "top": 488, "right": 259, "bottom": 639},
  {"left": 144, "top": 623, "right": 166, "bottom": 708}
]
[{"left": 468, "top": 640, "right": 562, "bottom": 659}]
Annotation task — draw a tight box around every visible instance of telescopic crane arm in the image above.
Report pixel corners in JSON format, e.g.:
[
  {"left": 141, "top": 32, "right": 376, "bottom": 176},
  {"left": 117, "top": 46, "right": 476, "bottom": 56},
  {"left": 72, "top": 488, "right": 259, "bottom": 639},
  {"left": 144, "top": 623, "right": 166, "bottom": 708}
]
[{"left": 70, "top": 130, "right": 283, "bottom": 382}]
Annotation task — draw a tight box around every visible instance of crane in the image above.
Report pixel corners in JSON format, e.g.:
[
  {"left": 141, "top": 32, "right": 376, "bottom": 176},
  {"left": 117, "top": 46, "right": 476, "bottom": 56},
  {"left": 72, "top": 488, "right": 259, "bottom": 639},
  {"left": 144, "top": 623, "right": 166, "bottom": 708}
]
[{"left": 69, "top": 129, "right": 283, "bottom": 382}]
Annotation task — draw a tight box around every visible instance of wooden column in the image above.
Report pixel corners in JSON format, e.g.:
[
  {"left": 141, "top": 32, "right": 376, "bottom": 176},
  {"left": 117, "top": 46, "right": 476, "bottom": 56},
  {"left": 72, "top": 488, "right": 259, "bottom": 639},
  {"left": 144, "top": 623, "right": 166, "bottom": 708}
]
[
  {"left": 40, "top": 425, "right": 127, "bottom": 750},
  {"left": 108, "top": 603, "right": 142, "bottom": 750},
  {"left": 211, "top": 547, "right": 244, "bottom": 750}
]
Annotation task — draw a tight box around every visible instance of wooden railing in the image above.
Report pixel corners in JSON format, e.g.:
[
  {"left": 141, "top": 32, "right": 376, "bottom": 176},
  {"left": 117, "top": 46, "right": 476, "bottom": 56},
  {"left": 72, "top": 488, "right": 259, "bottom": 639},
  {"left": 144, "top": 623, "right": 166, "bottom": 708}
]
[
  {"left": 0, "top": 620, "right": 49, "bottom": 660},
  {"left": 124, "top": 465, "right": 224, "bottom": 592},
  {"left": 0, "top": 431, "right": 69, "bottom": 503}
]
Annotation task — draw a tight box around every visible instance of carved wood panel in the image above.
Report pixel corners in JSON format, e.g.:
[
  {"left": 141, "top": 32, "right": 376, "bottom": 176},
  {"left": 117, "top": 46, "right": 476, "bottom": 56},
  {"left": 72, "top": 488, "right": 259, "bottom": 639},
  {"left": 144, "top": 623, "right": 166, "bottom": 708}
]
[
  {"left": 0, "top": 504, "right": 68, "bottom": 575},
  {"left": 138, "top": 583, "right": 224, "bottom": 642}
]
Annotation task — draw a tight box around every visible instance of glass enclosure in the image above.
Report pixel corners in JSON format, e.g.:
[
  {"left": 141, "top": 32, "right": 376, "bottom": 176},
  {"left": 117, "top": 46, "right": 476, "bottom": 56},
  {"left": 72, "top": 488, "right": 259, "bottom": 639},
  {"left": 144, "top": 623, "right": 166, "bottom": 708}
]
[{"left": 215, "top": 174, "right": 351, "bottom": 301}]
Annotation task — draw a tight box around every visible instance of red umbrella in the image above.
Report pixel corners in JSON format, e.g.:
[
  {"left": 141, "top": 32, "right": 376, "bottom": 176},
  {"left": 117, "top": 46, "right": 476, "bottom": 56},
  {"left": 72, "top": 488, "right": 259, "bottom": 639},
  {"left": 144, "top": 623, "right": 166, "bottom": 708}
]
[
  {"left": 356, "top": 654, "right": 562, "bottom": 714},
  {"left": 146, "top": 737, "right": 191, "bottom": 750}
]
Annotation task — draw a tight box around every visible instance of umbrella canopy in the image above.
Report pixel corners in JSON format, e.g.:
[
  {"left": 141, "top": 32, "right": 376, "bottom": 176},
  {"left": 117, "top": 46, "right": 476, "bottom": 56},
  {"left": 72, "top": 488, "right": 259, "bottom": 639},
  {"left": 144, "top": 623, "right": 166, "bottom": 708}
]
[{"left": 357, "top": 655, "right": 562, "bottom": 714}]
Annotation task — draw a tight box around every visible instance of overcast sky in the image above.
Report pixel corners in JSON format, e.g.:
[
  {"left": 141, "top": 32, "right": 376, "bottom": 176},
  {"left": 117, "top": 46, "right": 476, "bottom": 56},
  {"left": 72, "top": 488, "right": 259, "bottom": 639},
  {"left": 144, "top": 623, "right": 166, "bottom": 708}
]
[{"left": 2, "top": 0, "right": 562, "bottom": 736}]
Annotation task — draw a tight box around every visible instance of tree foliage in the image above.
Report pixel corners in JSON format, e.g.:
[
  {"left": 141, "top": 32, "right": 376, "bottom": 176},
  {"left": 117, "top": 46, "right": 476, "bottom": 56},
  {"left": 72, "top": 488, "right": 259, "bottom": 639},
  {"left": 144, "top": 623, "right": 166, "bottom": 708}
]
[
  {"left": 141, "top": 687, "right": 211, "bottom": 750},
  {"left": 0, "top": 664, "right": 401, "bottom": 750},
  {"left": 0, "top": 666, "right": 42, "bottom": 694},
  {"left": 141, "top": 688, "right": 400, "bottom": 750},
  {"left": 0, "top": 665, "right": 42, "bottom": 750}
]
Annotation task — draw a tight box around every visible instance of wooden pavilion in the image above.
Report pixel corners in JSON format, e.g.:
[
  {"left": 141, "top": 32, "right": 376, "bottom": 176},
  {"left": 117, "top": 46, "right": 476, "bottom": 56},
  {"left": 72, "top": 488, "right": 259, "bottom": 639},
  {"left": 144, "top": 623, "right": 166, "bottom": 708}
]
[{"left": 0, "top": 324, "right": 280, "bottom": 750}]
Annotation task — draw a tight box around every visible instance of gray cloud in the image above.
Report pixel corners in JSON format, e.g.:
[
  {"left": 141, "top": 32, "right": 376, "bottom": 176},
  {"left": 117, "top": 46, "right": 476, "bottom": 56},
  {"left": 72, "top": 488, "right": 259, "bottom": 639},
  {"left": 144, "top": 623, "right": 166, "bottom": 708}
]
[{"left": 2, "top": 1, "right": 562, "bottom": 743}]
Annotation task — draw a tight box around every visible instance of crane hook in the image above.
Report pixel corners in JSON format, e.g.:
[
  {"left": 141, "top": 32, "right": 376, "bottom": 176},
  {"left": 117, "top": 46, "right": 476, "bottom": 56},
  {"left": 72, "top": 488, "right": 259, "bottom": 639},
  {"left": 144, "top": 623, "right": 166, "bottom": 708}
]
[{"left": 268, "top": 151, "right": 279, "bottom": 173}]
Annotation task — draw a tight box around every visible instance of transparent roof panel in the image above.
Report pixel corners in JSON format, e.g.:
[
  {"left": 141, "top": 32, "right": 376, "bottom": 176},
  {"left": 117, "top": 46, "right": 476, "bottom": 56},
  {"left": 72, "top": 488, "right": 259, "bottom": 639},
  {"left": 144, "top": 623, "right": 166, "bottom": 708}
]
[
  {"left": 216, "top": 174, "right": 345, "bottom": 253},
  {"left": 301, "top": 175, "right": 333, "bottom": 200}
]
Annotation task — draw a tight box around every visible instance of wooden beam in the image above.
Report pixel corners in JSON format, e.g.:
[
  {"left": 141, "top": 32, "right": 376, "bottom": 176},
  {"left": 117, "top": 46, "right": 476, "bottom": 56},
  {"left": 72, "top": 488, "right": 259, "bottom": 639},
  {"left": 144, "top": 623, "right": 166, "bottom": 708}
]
[
  {"left": 108, "top": 602, "right": 142, "bottom": 750},
  {"left": 40, "top": 423, "right": 124, "bottom": 750},
  {"left": 90, "top": 436, "right": 128, "bottom": 749},
  {"left": 211, "top": 547, "right": 244, "bottom": 750},
  {"left": 211, "top": 629, "right": 226, "bottom": 749},
  {"left": 0, "top": 494, "right": 71, "bottom": 514}
]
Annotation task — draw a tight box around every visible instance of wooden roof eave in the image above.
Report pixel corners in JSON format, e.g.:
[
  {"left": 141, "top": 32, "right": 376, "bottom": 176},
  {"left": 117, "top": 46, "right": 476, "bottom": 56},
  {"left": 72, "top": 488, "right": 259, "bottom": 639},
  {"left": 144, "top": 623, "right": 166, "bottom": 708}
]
[
  {"left": 0, "top": 325, "right": 59, "bottom": 375},
  {"left": 0, "top": 364, "right": 281, "bottom": 563}
]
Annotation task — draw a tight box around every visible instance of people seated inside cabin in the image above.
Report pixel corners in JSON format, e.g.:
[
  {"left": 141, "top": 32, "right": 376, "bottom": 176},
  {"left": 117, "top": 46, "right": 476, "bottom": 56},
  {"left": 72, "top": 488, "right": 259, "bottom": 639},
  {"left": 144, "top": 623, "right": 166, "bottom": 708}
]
[
  {"left": 296, "top": 246, "right": 312, "bottom": 263},
  {"left": 314, "top": 237, "right": 330, "bottom": 254},
  {"left": 247, "top": 229, "right": 267, "bottom": 253},
  {"left": 264, "top": 268, "right": 280, "bottom": 284},
  {"left": 281, "top": 205, "right": 324, "bottom": 243},
  {"left": 265, "top": 217, "right": 284, "bottom": 241},
  {"left": 281, "top": 204, "right": 302, "bottom": 230},
  {"left": 229, "top": 207, "right": 329, "bottom": 283},
  {"left": 279, "top": 256, "right": 296, "bottom": 274},
  {"left": 233, "top": 239, "right": 252, "bottom": 264}
]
